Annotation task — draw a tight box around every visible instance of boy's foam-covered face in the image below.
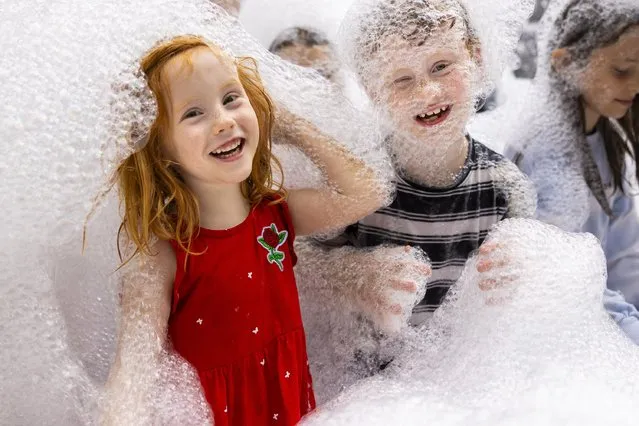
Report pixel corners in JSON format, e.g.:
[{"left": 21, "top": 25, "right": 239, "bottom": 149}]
[
  {"left": 576, "top": 25, "right": 639, "bottom": 121},
  {"left": 366, "top": 22, "right": 479, "bottom": 145}
]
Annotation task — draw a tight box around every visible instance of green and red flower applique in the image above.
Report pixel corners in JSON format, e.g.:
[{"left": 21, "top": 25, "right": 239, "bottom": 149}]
[{"left": 257, "top": 223, "right": 289, "bottom": 271}]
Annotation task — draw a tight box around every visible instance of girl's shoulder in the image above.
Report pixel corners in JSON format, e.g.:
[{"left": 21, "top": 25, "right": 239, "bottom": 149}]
[{"left": 254, "top": 196, "right": 296, "bottom": 237}]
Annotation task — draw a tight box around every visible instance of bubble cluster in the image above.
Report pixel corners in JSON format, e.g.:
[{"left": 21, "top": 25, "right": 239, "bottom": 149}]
[
  {"left": 302, "top": 219, "right": 639, "bottom": 425},
  {"left": 2, "top": 0, "right": 637, "bottom": 424},
  {"left": 0, "top": 0, "right": 390, "bottom": 423}
]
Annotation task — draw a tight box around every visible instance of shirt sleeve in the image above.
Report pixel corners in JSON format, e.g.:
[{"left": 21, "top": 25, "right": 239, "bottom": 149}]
[
  {"left": 603, "top": 288, "right": 639, "bottom": 345},
  {"left": 603, "top": 190, "right": 639, "bottom": 308},
  {"left": 492, "top": 155, "right": 537, "bottom": 219}
]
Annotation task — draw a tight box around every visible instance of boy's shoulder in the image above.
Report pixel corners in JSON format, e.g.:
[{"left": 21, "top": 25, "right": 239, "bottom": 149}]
[
  {"left": 469, "top": 138, "right": 508, "bottom": 166},
  {"left": 468, "top": 138, "right": 537, "bottom": 218}
]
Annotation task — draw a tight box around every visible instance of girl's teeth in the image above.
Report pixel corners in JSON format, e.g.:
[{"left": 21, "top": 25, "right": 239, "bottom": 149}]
[{"left": 213, "top": 140, "right": 241, "bottom": 154}]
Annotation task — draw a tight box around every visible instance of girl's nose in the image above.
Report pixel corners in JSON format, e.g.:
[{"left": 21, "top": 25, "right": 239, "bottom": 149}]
[{"left": 212, "top": 112, "right": 235, "bottom": 135}]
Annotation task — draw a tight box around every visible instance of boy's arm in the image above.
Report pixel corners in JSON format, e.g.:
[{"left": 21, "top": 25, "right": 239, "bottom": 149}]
[
  {"left": 275, "top": 110, "right": 390, "bottom": 237},
  {"left": 493, "top": 157, "right": 537, "bottom": 219},
  {"left": 603, "top": 288, "right": 639, "bottom": 345},
  {"left": 102, "top": 241, "right": 175, "bottom": 425}
]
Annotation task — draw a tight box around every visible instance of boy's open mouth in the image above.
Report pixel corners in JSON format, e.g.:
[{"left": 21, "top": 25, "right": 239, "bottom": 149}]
[
  {"left": 209, "top": 137, "right": 245, "bottom": 160},
  {"left": 415, "top": 105, "right": 452, "bottom": 127}
]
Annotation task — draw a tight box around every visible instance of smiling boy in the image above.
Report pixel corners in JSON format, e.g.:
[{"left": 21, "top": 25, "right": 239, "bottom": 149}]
[{"left": 324, "top": 0, "right": 535, "bottom": 326}]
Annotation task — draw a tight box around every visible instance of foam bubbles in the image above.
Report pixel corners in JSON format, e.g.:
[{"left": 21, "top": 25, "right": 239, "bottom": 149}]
[
  {"left": 0, "top": 0, "right": 391, "bottom": 423},
  {"left": 302, "top": 219, "right": 639, "bottom": 425}
]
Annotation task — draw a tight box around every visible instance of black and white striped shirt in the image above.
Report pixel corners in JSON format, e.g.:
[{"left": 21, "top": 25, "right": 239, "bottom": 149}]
[{"left": 343, "top": 139, "right": 512, "bottom": 325}]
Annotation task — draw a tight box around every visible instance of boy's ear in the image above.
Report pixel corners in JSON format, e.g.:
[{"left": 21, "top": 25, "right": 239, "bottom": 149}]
[
  {"left": 472, "top": 44, "right": 482, "bottom": 64},
  {"left": 551, "top": 48, "right": 571, "bottom": 72}
]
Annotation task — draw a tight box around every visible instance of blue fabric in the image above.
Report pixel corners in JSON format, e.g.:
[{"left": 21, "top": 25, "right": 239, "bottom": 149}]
[
  {"left": 604, "top": 288, "right": 639, "bottom": 345},
  {"left": 506, "top": 131, "right": 639, "bottom": 345}
]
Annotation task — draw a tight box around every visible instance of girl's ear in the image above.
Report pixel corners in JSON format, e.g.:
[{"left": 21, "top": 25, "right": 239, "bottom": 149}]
[{"left": 551, "top": 48, "right": 572, "bottom": 72}]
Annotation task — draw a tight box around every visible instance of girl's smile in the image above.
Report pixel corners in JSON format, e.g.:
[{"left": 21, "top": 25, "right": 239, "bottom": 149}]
[{"left": 209, "top": 137, "right": 246, "bottom": 162}]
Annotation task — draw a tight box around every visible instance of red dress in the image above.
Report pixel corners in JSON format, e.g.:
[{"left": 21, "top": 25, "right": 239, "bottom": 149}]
[{"left": 168, "top": 199, "right": 316, "bottom": 425}]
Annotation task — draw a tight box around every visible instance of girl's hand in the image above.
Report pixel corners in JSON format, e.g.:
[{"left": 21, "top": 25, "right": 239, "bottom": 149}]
[
  {"left": 354, "top": 245, "right": 431, "bottom": 334},
  {"left": 272, "top": 107, "right": 310, "bottom": 146}
]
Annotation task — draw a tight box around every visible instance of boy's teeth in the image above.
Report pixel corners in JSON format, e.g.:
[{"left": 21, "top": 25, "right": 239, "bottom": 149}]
[{"left": 418, "top": 105, "right": 449, "bottom": 119}]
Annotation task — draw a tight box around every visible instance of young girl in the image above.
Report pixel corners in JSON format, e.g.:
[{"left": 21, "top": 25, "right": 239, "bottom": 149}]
[
  {"left": 505, "top": 0, "right": 639, "bottom": 342},
  {"left": 104, "top": 35, "right": 387, "bottom": 425}
]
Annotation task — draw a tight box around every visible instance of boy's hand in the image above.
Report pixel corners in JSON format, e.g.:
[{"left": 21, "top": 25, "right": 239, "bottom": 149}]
[
  {"left": 354, "top": 245, "right": 431, "bottom": 334},
  {"left": 476, "top": 239, "right": 517, "bottom": 305}
]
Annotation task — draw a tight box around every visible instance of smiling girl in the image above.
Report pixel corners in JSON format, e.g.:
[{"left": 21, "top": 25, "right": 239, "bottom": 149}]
[
  {"left": 505, "top": 0, "right": 639, "bottom": 343},
  {"left": 103, "top": 35, "right": 388, "bottom": 425},
  {"left": 507, "top": 0, "right": 639, "bottom": 307}
]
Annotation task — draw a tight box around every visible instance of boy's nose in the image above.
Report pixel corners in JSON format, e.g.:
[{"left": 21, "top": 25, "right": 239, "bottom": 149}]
[{"left": 417, "top": 80, "right": 442, "bottom": 96}]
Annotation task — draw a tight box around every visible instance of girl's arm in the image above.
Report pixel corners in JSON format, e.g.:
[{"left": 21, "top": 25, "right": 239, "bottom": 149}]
[
  {"left": 603, "top": 288, "right": 639, "bottom": 345},
  {"left": 102, "top": 240, "right": 175, "bottom": 425},
  {"left": 275, "top": 110, "right": 389, "bottom": 236},
  {"left": 602, "top": 191, "right": 639, "bottom": 308}
]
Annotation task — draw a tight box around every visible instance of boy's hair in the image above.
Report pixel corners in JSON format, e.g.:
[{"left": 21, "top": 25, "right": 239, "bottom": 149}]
[
  {"left": 350, "top": 0, "right": 478, "bottom": 81},
  {"left": 548, "top": 0, "right": 639, "bottom": 194},
  {"left": 116, "top": 35, "right": 285, "bottom": 261},
  {"left": 269, "top": 27, "right": 331, "bottom": 54}
]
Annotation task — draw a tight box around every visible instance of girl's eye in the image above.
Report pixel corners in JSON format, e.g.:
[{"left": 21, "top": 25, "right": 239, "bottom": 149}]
[
  {"left": 613, "top": 67, "right": 630, "bottom": 77},
  {"left": 393, "top": 76, "right": 413, "bottom": 85},
  {"left": 223, "top": 94, "right": 240, "bottom": 105},
  {"left": 183, "top": 109, "right": 202, "bottom": 120},
  {"left": 432, "top": 62, "right": 450, "bottom": 73}
]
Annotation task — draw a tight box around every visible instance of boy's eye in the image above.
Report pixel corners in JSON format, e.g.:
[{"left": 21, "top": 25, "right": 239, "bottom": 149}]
[
  {"left": 432, "top": 62, "right": 450, "bottom": 73},
  {"left": 393, "top": 76, "right": 413, "bottom": 85},
  {"left": 223, "top": 93, "right": 240, "bottom": 105}
]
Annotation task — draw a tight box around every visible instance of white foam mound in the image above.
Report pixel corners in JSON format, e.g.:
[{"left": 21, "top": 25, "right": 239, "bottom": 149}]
[
  {"left": 302, "top": 218, "right": 639, "bottom": 426},
  {"left": 0, "top": 0, "right": 390, "bottom": 424}
]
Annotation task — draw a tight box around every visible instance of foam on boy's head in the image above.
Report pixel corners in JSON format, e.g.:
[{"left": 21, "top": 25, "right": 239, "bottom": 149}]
[{"left": 343, "top": 0, "right": 477, "bottom": 95}]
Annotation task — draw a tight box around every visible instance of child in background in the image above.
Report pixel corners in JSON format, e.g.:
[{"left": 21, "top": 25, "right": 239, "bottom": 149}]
[
  {"left": 505, "top": 0, "right": 639, "bottom": 344},
  {"left": 211, "top": 0, "right": 241, "bottom": 17},
  {"left": 312, "top": 0, "right": 534, "bottom": 330},
  {"left": 103, "top": 35, "right": 389, "bottom": 425},
  {"left": 269, "top": 27, "right": 341, "bottom": 85}
]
